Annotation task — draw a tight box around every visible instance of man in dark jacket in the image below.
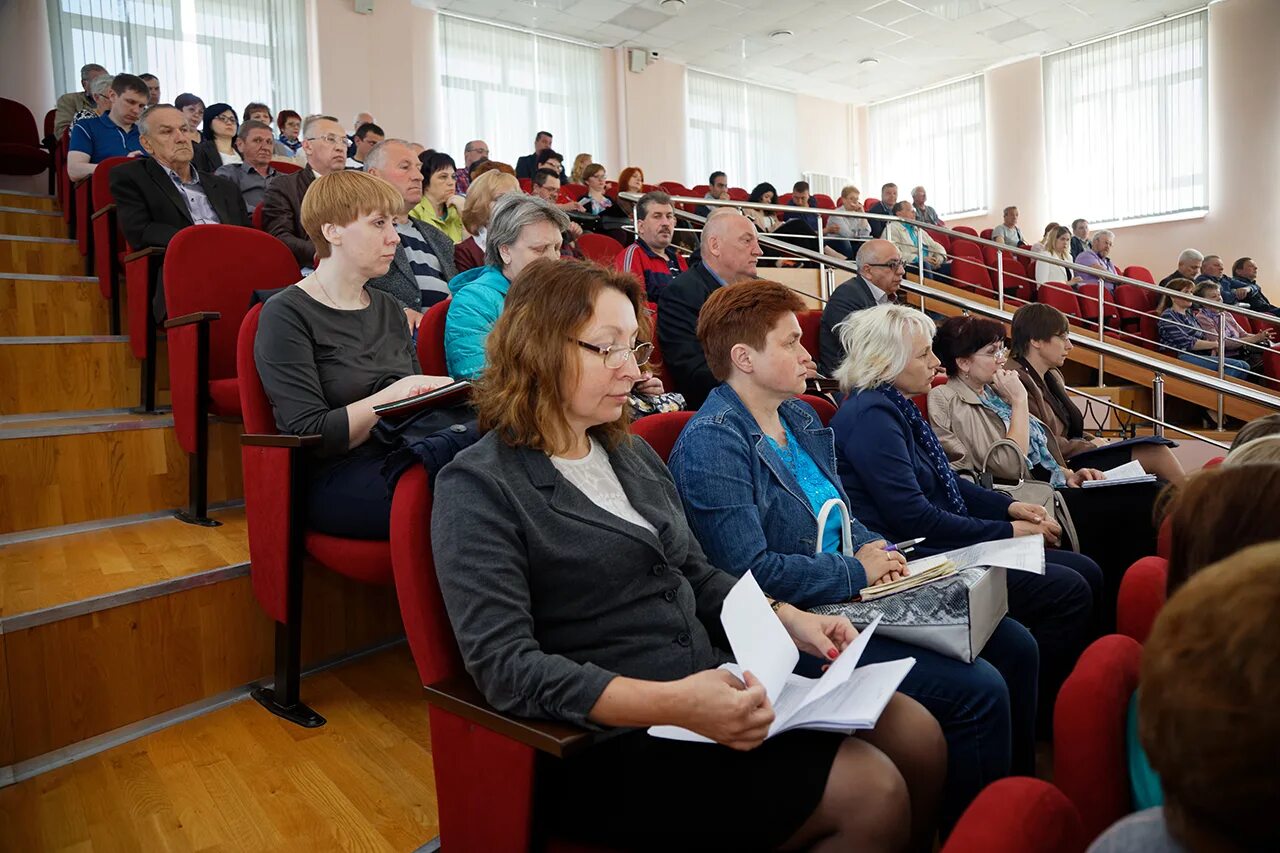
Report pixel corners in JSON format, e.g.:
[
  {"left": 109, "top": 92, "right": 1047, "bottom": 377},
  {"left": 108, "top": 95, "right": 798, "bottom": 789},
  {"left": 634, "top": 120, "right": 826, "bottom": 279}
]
[
  {"left": 817, "top": 239, "right": 906, "bottom": 376},
  {"left": 867, "top": 182, "right": 898, "bottom": 239},
  {"left": 514, "top": 130, "right": 567, "bottom": 181},
  {"left": 110, "top": 105, "right": 248, "bottom": 320},
  {"left": 657, "top": 210, "right": 763, "bottom": 408},
  {"left": 261, "top": 114, "right": 347, "bottom": 269}
]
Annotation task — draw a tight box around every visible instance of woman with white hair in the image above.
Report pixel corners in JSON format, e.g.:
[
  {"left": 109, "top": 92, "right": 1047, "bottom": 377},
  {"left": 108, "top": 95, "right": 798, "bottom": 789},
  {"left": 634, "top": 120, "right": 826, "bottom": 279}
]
[{"left": 829, "top": 304, "right": 1098, "bottom": 746}]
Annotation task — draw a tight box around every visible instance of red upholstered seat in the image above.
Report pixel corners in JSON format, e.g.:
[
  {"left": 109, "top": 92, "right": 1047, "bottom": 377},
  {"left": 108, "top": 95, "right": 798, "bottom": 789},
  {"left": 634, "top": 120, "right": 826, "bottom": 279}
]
[
  {"left": 1077, "top": 283, "right": 1120, "bottom": 328},
  {"left": 272, "top": 161, "right": 301, "bottom": 174},
  {"left": 1114, "top": 284, "right": 1154, "bottom": 337},
  {"left": 559, "top": 182, "right": 587, "bottom": 203},
  {"left": 1203, "top": 455, "right": 1225, "bottom": 468},
  {"left": 90, "top": 156, "right": 132, "bottom": 327},
  {"left": 799, "top": 393, "right": 837, "bottom": 426},
  {"left": 251, "top": 202, "right": 264, "bottom": 230},
  {"left": 1122, "top": 265, "right": 1155, "bottom": 286},
  {"left": 518, "top": 177, "right": 531, "bottom": 193},
  {"left": 727, "top": 187, "right": 749, "bottom": 201},
  {"left": 578, "top": 232, "right": 624, "bottom": 265},
  {"left": 942, "top": 778, "right": 1087, "bottom": 853},
  {"left": 206, "top": 378, "right": 241, "bottom": 416},
  {"left": 798, "top": 308, "right": 822, "bottom": 357},
  {"left": 952, "top": 256, "right": 994, "bottom": 296},
  {"left": 1039, "top": 283, "right": 1083, "bottom": 320},
  {"left": 0, "top": 98, "right": 53, "bottom": 177},
  {"left": 1156, "top": 514, "right": 1171, "bottom": 559},
  {"left": 660, "top": 181, "right": 689, "bottom": 196},
  {"left": 1053, "top": 634, "right": 1143, "bottom": 841},
  {"left": 863, "top": 197, "right": 879, "bottom": 212},
  {"left": 1116, "top": 556, "right": 1168, "bottom": 644},
  {"left": 646, "top": 301, "right": 672, "bottom": 390},
  {"left": 630, "top": 411, "right": 694, "bottom": 462},
  {"left": 417, "top": 297, "right": 451, "bottom": 376}
]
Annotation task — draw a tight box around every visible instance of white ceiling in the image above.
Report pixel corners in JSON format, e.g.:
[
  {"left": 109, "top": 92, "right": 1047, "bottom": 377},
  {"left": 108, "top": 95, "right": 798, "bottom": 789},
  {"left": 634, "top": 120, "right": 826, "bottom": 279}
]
[{"left": 426, "top": 0, "right": 1207, "bottom": 104}]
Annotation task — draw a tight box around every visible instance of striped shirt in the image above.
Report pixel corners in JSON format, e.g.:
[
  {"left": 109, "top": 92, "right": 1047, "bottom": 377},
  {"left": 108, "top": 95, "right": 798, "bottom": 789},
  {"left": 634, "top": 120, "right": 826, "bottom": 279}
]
[{"left": 396, "top": 222, "right": 449, "bottom": 303}]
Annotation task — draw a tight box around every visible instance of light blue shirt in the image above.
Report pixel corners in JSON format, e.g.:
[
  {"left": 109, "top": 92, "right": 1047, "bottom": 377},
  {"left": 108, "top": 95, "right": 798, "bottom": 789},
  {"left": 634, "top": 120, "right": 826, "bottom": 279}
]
[
  {"left": 765, "top": 421, "right": 845, "bottom": 553},
  {"left": 163, "top": 165, "right": 221, "bottom": 225}
]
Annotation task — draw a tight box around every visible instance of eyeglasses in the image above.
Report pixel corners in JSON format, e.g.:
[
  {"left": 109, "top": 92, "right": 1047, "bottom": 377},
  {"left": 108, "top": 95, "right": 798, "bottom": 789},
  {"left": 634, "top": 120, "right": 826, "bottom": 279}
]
[
  {"left": 306, "top": 134, "right": 345, "bottom": 146},
  {"left": 213, "top": 113, "right": 237, "bottom": 123},
  {"left": 864, "top": 260, "right": 906, "bottom": 272},
  {"left": 978, "top": 345, "right": 1010, "bottom": 361},
  {"left": 577, "top": 340, "right": 653, "bottom": 369}
]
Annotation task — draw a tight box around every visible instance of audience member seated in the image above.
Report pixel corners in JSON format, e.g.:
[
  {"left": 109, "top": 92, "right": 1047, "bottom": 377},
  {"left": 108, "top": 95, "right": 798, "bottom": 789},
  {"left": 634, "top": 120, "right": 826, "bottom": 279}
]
[
  {"left": 567, "top": 152, "right": 591, "bottom": 184},
  {"left": 255, "top": 171, "right": 451, "bottom": 540},
  {"left": 432, "top": 258, "right": 944, "bottom": 852},
  {"left": 1090, "top": 541, "right": 1280, "bottom": 853},
  {"left": 830, "top": 305, "right": 1097, "bottom": 736},
  {"left": 173, "top": 93, "right": 205, "bottom": 144},
  {"left": 242, "top": 102, "right": 293, "bottom": 160},
  {"left": 138, "top": 73, "right": 160, "bottom": 105},
  {"left": 1193, "top": 252, "right": 1227, "bottom": 295},
  {"left": 657, "top": 210, "right": 766, "bottom": 408},
  {"left": 276, "top": 109, "right": 303, "bottom": 159},
  {"left": 1192, "top": 281, "right": 1272, "bottom": 377},
  {"left": 1158, "top": 248, "right": 1201, "bottom": 289},
  {"left": 66, "top": 73, "right": 148, "bottom": 181},
  {"left": 214, "top": 120, "right": 278, "bottom": 214},
  {"left": 668, "top": 278, "right": 1028, "bottom": 831},
  {"left": 191, "top": 103, "right": 240, "bottom": 173},
  {"left": 885, "top": 201, "right": 948, "bottom": 276},
  {"left": 1074, "top": 230, "right": 1120, "bottom": 292},
  {"left": 529, "top": 168, "right": 587, "bottom": 251},
  {"left": 783, "top": 181, "right": 821, "bottom": 232},
  {"left": 818, "top": 239, "right": 906, "bottom": 377},
  {"left": 1009, "top": 304, "right": 1184, "bottom": 484},
  {"left": 1034, "top": 226, "right": 1082, "bottom": 288},
  {"left": 694, "top": 170, "right": 730, "bottom": 219},
  {"left": 453, "top": 139, "right": 487, "bottom": 194},
  {"left": 1069, "top": 219, "right": 1089, "bottom": 260},
  {"left": 410, "top": 150, "right": 466, "bottom": 243},
  {"left": 444, "top": 194, "right": 568, "bottom": 379},
  {"left": 867, "top": 182, "right": 897, "bottom": 239},
  {"left": 514, "top": 130, "right": 562, "bottom": 180},
  {"left": 535, "top": 147, "right": 567, "bottom": 183},
  {"left": 928, "top": 315, "right": 1151, "bottom": 608},
  {"left": 1226, "top": 256, "right": 1279, "bottom": 315},
  {"left": 110, "top": 105, "right": 249, "bottom": 319},
  {"left": 744, "top": 183, "right": 781, "bottom": 233},
  {"left": 910, "top": 186, "right": 944, "bottom": 227},
  {"left": 990, "top": 206, "right": 1025, "bottom": 247},
  {"left": 470, "top": 159, "right": 516, "bottom": 179},
  {"left": 827, "top": 185, "right": 872, "bottom": 260},
  {"left": 1156, "top": 279, "right": 1252, "bottom": 381},
  {"left": 453, "top": 169, "right": 521, "bottom": 274},
  {"left": 613, "top": 166, "right": 645, "bottom": 220},
  {"left": 55, "top": 62, "right": 110, "bottom": 137},
  {"left": 345, "top": 122, "right": 384, "bottom": 170},
  {"left": 77, "top": 73, "right": 113, "bottom": 125},
  {"left": 1229, "top": 412, "right": 1280, "bottom": 452},
  {"left": 262, "top": 114, "right": 348, "bottom": 270},
  {"left": 1029, "top": 221, "right": 1059, "bottom": 253},
  {"left": 346, "top": 112, "right": 373, "bottom": 156},
  {"left": 363, "top": 139, "right": 459, "bottom": 321},
  {"left": 614, "top": 190, "right": 687, "bottom": 302},
  {"left": 577, "top": 163, "right": 614, "bottom": 216}
]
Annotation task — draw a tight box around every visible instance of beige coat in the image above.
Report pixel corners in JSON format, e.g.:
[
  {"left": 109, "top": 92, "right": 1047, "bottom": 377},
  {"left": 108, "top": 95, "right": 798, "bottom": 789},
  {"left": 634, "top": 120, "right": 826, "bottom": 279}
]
[
  {"left": 885, "top": 220, "right": 945, "bottom": 266},
  {"left": 927, "top": 376, "right": 1067, "bottom": 483}
]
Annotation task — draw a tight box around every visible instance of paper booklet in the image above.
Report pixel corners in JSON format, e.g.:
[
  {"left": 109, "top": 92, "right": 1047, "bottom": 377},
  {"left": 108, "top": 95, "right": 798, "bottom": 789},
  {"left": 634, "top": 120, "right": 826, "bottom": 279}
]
[
  {"left": 856, "top": 534, "right": 1046, "bottom": 601},
  {"left": 648, "top": 572, "right": 915, "bottom": 743},
  {"left": 1080, "top": 459, "right": 1157, "bottom": 488}
]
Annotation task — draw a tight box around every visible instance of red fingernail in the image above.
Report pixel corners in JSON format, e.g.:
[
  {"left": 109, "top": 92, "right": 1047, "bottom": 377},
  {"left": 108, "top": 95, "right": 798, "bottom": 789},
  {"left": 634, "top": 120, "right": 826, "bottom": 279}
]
[{"left": 827, "top": 648, "right": 838, "bottom": 659}]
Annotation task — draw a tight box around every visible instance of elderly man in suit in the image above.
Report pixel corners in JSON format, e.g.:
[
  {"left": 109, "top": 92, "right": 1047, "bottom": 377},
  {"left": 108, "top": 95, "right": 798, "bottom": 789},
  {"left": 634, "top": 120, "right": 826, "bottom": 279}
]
[
  {"left": 261, "top": 114, "right": 348, "bottom": 270},
  {"left": 110, "top": 104, "right": 249, "bottom": 320},
  {"left": 818, "top": 239, "right": 906, "bottom": 376}
]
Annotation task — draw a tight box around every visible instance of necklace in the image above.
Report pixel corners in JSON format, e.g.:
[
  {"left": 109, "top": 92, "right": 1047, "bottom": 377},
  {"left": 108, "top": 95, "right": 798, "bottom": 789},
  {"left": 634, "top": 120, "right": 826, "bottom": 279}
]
[{"left": 314, "top": 268, "right": 365, "bottom": 310}]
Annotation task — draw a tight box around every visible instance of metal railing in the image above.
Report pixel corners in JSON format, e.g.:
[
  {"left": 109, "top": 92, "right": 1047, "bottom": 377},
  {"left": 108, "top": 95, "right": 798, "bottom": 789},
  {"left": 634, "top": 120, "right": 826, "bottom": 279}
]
[{"left": 621, "top": 191, "right": 1279, "bottom": 445}]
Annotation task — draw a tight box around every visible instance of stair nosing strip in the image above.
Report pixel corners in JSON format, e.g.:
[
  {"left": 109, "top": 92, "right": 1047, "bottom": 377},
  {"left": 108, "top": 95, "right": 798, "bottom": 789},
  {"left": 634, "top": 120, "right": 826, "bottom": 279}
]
[
  {"left": 0, "top": 499, "right": 243, "bottom": 546},
  {"left": 0, "top": 206, "right": 61, "bottom": 217},
  {"left": 0, "top": 415, "right": 174, "bottom": 439},
  {"left": 0, "top": 234, "right": 76, "bottom": 244},
  {"left": 0, "top": 190, "right": 56, "bottom": 199},
  {"left": 0, "top": 407, "right": 134, "bottom": 424},
  {"left": 0, "top": 561, "right": 251, "bottom": 633},
  {"left": 0, "top": 272, "right": 96, "bottom": 282},
  {"left": 0, "top": 334, "right": 128, "bottom": 344}
]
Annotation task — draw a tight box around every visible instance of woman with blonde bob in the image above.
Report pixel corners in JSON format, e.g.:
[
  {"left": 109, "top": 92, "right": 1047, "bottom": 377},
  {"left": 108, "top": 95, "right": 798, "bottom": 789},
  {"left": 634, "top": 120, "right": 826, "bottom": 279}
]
[
  {"left": 254, "top": 170, "right": 452, "bottom": 539},
  {"left": 453, "top": 169, "right": 521, "bottom": 273},
  {"left": 433, "top": 260, "right": 938, "bottom": 852}
]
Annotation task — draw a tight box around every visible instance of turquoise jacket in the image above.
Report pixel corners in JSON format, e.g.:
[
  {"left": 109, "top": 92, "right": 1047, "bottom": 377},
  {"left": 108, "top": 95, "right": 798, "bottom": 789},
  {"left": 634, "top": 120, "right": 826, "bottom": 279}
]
[{"left": 444, "top": 264, "right": 510, "bottom": 380}]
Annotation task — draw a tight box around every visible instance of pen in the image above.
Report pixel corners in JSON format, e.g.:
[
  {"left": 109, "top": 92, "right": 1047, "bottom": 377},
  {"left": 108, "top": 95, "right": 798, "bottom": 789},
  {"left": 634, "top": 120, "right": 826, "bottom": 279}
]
[{"left": 884, "top": 537, "right": 926, "bottom": 554}]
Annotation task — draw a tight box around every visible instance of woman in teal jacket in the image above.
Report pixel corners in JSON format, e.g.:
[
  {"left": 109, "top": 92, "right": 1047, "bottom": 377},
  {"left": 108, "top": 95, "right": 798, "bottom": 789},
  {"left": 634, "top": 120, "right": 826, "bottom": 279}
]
[{"left": 444, "top": 194, "right": 569, "bottom": 379}]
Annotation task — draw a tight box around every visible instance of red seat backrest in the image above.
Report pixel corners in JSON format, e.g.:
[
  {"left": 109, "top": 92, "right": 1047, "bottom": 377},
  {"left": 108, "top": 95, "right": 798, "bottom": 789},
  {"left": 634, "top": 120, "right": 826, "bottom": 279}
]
[
  {"left": 0, "top": 97, "right": 40, "bottom": 146},
  {"left": 952, "top": 256, "right": 994, "bottom": 295},
  {"left": 1040, "top": 283, "right": 1083, "bottom": 319},
  {"left": 798, "top": 394, "right": 836, "bottom": 426},
  {"left": 979, "top": 228, "right": 993, "bottom": 241},
  {"left": 1122, "top": 265, "right": 1155, "bottom": 286},
  {"left": 941, "top": 778, "right": 1087, "bottom": 853},
  {"left": 863, "top": 197, "right": 879, "bottom": 212},
  {"left": 953, "top": 225, "right": 978, "bottom": 237},
  {"left": 578, "top": 232, "right": 624, "bottom": 265},
  {"left": 1116, "top": 556, "right": 1168, "bottom": 644},
  {"left": 1053, "top": 634, "right": 1144, "bottom": 841},
  {"left": 273, "top": 160, "right": 302, "bottom": 174},
  {"left": 798, "top": 309, "right": 822, "bottom": 358},
  {"left": 690, "top": 184, "right": 710, "bottom": 196},
  {"left": 417, "top": 297, "right": 451, "bottom": 376},
  {"left": 43, "top": 109, "right": 55, "bottom": 141},
  {"left": 518, "top": 177, "right": 531, "bottom": 193},
  {"left": 726, "top": 187, "right": 748, "bottom": 201},
  {"left": 631, "top": 411, "right": 694, "bottom": 463},
  {"left": 778, "top": 193, "right": 793, "bottom": 206},
  {"left": 252, "top": 202, "right": 264, "bottom": 229}
]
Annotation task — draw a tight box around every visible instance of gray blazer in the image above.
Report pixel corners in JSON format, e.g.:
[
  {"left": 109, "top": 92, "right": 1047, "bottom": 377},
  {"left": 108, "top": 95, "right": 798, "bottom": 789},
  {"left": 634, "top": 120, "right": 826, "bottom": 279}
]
[
  {"left": 431, "top": 431, "right": 736, "bottom": 728},
  {"left": 367, "top": 218, "right": 458, "bottom": 311}
]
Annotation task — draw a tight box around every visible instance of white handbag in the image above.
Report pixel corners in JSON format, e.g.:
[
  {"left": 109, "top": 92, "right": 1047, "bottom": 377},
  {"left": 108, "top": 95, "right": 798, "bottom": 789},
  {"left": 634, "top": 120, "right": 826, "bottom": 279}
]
[{"left": 808, "top": 499, "right": 1007, "bottom": 663}]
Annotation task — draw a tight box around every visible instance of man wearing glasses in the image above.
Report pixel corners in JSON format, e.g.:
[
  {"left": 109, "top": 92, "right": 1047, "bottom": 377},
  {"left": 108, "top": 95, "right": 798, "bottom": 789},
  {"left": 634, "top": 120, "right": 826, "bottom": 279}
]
[
  {"left": 818, "top": 239, "right": 907, "bottom": 376},
  {"left": 262, "top": 114, "right": 349, "bottom": 270}
]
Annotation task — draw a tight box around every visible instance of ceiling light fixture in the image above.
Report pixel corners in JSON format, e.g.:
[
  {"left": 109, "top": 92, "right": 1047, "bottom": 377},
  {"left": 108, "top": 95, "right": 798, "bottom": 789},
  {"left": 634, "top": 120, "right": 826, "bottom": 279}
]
[
  {"left": 659, "top": 0, "right": 687, "bottom": 12},
  {"left": 859, "top": 57, "right": 880, "bottom": 67},
  {"left": 769, "top": 29, "right": 794, "bottom": 42}
]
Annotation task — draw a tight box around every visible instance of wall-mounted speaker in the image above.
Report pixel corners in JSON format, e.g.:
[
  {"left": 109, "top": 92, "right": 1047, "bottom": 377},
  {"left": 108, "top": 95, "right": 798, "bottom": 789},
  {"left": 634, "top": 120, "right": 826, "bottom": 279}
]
[
  {"left": 354, "top": 0, "right": 374, "bottom": 14},
  {"left": 627, "top": 48, "right": 649, "bottom": 74}
]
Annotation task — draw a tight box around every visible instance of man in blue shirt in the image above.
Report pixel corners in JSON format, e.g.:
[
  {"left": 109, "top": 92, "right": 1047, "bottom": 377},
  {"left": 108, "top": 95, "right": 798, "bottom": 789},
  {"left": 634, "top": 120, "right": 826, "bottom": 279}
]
[{"left": 66, "top": 73, "right": 149, "bottom": 182}]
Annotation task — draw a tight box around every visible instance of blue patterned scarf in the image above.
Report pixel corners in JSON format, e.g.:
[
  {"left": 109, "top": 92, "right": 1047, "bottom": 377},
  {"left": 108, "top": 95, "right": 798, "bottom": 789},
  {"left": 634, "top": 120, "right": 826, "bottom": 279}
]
[
  {"left": 877, "top": 384, "right": 967, "bottom": 515},
  {"left": 978, "top": 387, "right": 1067, "bottom": 487}
]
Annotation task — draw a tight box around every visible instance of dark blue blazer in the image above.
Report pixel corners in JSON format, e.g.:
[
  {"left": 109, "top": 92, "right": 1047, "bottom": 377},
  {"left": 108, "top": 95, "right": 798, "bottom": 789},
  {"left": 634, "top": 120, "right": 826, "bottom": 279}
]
[{"left": 832, "top": 387, "right": 1014, "bottom": 551}]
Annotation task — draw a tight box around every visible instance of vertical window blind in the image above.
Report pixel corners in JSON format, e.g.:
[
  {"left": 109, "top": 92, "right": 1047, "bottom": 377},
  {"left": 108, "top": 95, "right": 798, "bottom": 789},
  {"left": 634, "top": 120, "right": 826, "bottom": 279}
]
[
  {"left": 868, "top": 76, "right": 987, "bottom": 218},
  {"left": 686, "top": 70, "right": 798, "bottom": 190},
  {"left": 1043, "top": 11, "right": 1208, "bottom": 224},
  {"left": 438, "top": 15, "right": 604, "bottom": 171},
  {"left": 46, "top": 0, "right": 309, "bottom": 118}
]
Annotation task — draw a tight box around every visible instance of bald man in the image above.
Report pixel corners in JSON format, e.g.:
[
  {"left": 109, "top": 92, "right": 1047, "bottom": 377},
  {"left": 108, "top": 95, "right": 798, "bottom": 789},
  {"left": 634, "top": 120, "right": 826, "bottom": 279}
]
[{"left": 657, "top": 210, "right": 765, "bottom": 407}]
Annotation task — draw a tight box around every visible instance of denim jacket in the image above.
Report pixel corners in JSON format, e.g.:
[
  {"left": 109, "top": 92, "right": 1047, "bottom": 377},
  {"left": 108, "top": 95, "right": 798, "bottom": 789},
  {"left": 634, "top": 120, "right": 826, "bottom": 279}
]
[{"left": 668, "top": 383, "right": 880, "bottom": 608}]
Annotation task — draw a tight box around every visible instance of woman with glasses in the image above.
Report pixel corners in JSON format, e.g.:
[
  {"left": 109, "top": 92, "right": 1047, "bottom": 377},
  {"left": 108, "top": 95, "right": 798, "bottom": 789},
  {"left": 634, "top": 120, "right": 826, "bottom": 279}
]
[
  {"left": 191, "top": 103, "right": 241, "bottom": 173},
  {"left": 433, "top": 259, "right": 945, "bottom": 852}
]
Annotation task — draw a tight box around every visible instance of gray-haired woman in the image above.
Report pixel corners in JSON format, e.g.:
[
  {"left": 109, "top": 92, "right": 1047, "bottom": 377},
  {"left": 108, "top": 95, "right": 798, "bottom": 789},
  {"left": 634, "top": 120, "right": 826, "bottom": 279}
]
[{"left": 443, "top": 194, "right": 570, "bottom": 379}]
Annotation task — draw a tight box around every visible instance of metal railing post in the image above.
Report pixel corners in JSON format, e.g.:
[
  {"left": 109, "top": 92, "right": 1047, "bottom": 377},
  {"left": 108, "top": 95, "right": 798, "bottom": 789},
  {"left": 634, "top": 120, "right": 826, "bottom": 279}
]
[
  {"left": 995, "top": 250, "right": 1005, "bottom": 311},
  {"left": 816, "top": 210, "right": 826, "bottom": 279},
  {"left": 915, "top": 227, "right": 925, "bottom": 286},
  {"left": 1217, "top": 312, "right": 1227, "bottom": 430},
  {"left": 1152, "top": 374, "right": 1165, "bottom": 438}
]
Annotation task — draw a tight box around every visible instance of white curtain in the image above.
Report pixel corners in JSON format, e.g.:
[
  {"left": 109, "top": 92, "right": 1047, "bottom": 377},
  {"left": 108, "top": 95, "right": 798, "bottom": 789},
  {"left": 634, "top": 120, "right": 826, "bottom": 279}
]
[
  {"left": 438, "top": 15, "right": 604, "bottom": 170},
  {"left": 46, "top": 0, "right": 309, "bottom": 116},
  {"left": 1043, "top": 11, "right": 1208, "bottom": 224},
  {"left": 686, "top": 70, "right": 798, "bottom": 190},
  {"left": 868, "top": 76, "right": 986, "bottom": 217}
]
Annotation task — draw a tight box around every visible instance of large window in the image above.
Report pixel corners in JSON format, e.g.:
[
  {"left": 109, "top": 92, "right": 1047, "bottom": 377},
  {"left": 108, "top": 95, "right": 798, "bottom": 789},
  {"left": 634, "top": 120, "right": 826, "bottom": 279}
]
[
  {"left": 47, "top": 0, "right": 309, "bottom": 117},
  {"left": 1043, "top": 11, "right": 1208, "bottom": 224},
  {"left": 686, "top": 70, "right": 798, "bottom": 190},
  {"left": 868, "top": 76, "right": 987, "bottom": 218},
  {"left": 438, "top": 15, "right": 604, "bottom": 170}
]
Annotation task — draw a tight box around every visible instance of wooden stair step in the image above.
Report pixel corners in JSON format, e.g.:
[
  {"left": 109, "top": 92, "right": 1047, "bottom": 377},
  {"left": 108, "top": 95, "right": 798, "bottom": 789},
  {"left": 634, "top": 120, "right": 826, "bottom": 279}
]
[
  {"left": 0, "top": 413, "right": 241, "bottom": 535},
  {"left": 0, "top": 274, "right": 108, "bottom": 336},
  {"left": 0, "top": 191, "right": 58, "bottom": 213},
  {"left": 0, "top": 235, "right": 83, "bottom": 278},
  {"left": 0, "top": 207, "right": 66, "bottom": 239},
  {"left": 0, "top": 336, "right": 169, "bottom": 415}
]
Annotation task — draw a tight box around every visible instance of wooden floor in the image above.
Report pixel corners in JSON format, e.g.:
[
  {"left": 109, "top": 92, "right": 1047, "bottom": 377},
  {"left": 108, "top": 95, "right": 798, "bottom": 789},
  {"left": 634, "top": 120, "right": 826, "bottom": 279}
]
[{"left": 0, "top": 645, "right": 440, "bottom": 853}]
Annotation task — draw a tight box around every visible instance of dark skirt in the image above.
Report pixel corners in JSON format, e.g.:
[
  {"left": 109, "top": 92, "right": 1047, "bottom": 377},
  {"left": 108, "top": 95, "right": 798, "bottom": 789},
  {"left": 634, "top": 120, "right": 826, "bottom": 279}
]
[
  {"left": 1065, "top": 442, "right": 1132, "bottom": 472},
  {"left": 542, "top": 728, "right": 842, "bottom": 851}
]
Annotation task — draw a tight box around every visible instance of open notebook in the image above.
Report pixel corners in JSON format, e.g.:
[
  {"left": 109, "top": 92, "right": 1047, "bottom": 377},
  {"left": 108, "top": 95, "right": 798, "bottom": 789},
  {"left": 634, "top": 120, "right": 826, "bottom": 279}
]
[
  {"left": 858, "top": 535, "right": 1048, "bottom": 602},
  {"left": 1080, "top": 459, "right": 1157, "bottom": 488},
  {"left": 649, "top": 573, "right": 914, "bottom": 742}
]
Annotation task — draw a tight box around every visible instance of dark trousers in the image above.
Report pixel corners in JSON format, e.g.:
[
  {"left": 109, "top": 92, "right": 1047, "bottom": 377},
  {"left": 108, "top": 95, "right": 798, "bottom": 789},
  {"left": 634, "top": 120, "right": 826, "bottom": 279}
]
[
  {"left": 306, "top": 449, "right": 393, "bottom": 540},
  {"left": 859, "top": 616, "right": 1037, "bottom": 831}
]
